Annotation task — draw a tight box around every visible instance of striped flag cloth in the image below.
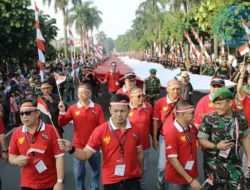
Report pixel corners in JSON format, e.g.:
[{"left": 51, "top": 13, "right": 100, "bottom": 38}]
[
  {"left": 37, "top": 97, "right": 51, "bottom": 118},
  {"left": 68, "top": 29, "right": 75, "bottom": 70}
]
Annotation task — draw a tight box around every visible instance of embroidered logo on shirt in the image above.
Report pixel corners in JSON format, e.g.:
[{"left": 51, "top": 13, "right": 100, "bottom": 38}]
[
  {"left": 103, "top": 136, "right": 111, "bottom": 144},
  {"left": 144, "top": 109, "right": 149, "bottom": 114},
  {"left": 180, "top": 135, "right": 186, "bottom": 142},
  {"left": 162, "top": 106, "right": 168, "bottom": 112},
  {"left": 133, "top": 133, "right": 138, "bottom": 140},
  {"left": 208, "top": 103, "right": 214, "bottom": 108},
  {"left": 128, "top": 111, "right": 133, "bottom": 117},
  {"left": 91, "top": 110, "right": 97, "bottom": 114},
  {"left": 18, "top": 137, "right": 25, "bottom": 144},
  {"left": 42, "top": 133, "right": 49, "bottom": 140},
  {"left": 75, "top": 110, "right": 80, "bottom": 116}
]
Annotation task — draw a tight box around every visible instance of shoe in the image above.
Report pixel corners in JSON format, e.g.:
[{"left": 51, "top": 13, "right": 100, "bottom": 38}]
[{"left": 157, "top": 181, "right": 163, "bottom": 190}]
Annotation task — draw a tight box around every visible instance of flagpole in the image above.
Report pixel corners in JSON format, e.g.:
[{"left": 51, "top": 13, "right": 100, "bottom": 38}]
[
  {"left": 56, "top": 83, "right": 63, "bottom": 102},
  {"left": 244, "top": 54, "right": 246, "bottom": 62},
  {"left": 49, "top": 117, "right": 61, "bottom": 139},
  {"left": 200, "top": 180, "right": 207, "bottom": 189}
]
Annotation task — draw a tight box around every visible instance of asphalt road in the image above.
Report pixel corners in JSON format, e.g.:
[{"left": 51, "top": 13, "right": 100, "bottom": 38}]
[{"left": 0, "top": 84, "right": 206, "bottom": 190}]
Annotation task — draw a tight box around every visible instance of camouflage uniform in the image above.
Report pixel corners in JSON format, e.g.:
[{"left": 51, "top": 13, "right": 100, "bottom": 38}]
[
  {"left": 30, "top": 75, "right": 41, "bottom": 100},
  {"left": 198, "top": 110, "right": 250, "bottom": 190},
  {"left": 65, "top": 72, "right": 75, "bottom": 102},
  {"left": 201, "top": 64, "right": 215, "bottom": 76},
  {"left": 144, "top": 76, "right": 161, "bottom": 106}
]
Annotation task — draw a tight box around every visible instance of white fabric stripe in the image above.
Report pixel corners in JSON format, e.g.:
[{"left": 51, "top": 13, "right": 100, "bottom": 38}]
[
  {"left": 153, "top": 117, "right": 159, "bottom": 120},
  {"left": 59, "top": 111, "right": 66, "bottom": 115},
  {"left": 38, "top": 49, "right": 45, "bottom": 63},
  {"left": 36, "top": 29, "right": 45, "bottom": 41},
  {"left": 27, "top": 148, "right": 45, "bottom": 154},
  {"left": 86, "top": 145, "right": 96, "bottom": 153},
  {"left": 35, "top": 12, "right": 39, "bottom": 21},
  {"left": 168, "top": 154, "right": 178, "bottom": 158},
  {"left": 55, "top": 153, "right": 65, "bottom": 158}
]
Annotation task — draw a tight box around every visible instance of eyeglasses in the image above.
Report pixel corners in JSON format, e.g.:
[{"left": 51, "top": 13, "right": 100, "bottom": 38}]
[
  {"left": 20, "top": 110, "right": 37, "bottom": 116},
  {"left": 128, "top": 79, "right": 136, "bottom": 83},
  {"left": 137, "top": 95, "right": 145, "bottom": 98}
]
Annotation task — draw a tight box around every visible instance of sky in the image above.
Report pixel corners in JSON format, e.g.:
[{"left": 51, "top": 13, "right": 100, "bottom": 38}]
[{"left": 32, "top": 0, "right": 142, "bottom": 40}]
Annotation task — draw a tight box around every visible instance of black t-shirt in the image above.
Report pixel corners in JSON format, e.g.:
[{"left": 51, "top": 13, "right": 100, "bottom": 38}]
[{"left": 190, "top": 65, "right": 200, "bottom": 74}]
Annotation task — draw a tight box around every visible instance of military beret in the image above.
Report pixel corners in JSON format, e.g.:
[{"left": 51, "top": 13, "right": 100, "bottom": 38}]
[
  {"left": 212, "top": 88, "right": 233, "bottom": 102},
  {"left": 33, "top": 75, "right": 40, "bottom": 79},
  {"left": 149, "top": 68, "right": 157, "bottom": 74}
]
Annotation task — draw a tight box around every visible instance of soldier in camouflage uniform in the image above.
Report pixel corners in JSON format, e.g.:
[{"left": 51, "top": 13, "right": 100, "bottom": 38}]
[
  {"left": 143, "top": 68, "right": 161, "bottom": 106},
  {"left": 65, "top": 66, "right": 75, "bottom": 102},
  {"left": 30, "top": 74, "right": 41, "bottom": 100},
  {"left": 198, "top": 88, "right": 250, "bottom": 190},
  {"left": 200, "top": 62, "right": 215, "bottom": 76}
]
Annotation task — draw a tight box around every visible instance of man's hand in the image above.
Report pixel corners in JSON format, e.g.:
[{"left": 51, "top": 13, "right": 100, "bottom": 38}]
[
  {"left": 57, "top": 139, "right": 72, "bottom": 152},
  {"left": 58, "top": 101, "right": 66, "bottom": 112},
  {"left": 240, "top": 65, "right": 246, "bottom": 76},
  {"left": 246, "top": 159, "right": 250, "bottom": 172},
  {"left": 217, "top": 140, "right": 234, "bottom": 151},
  {"left": 44, "top": 95, "right": 53, "bottom": 103},
  {"left": 153, "top": 139, "right": 159, "bottom": 150},
  {"left": 16, "top": 155, "right": 29, "bottom": 167},
  {"left": 190, "top": 179, "right": 201, "bottom": 190},
  {"left": 2, "top": 152, "right": 8, "bottom": 162},
  {"left": 53, "top": 182, "right": 64, "bottom": 190}
]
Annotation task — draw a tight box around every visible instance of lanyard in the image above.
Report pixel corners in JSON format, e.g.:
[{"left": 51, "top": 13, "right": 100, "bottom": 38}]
[{"left": 108, "top": 121, "right": 127, "bottom": 159}]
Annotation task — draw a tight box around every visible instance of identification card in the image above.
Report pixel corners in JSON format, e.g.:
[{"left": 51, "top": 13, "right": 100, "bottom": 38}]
[
  {"left": 184, "top": 160, "right": 194, "bottom": 170},
  {"left": 114, "top": 164, "right": 126, "bottom": 176},
  {"left": 35, "top": 160, "right": 47, "bottom": 173},
  {"left": 219, "top": 148, "right": 231, "bottom": 158},
  {"left": 115, "top": 82, "right": 119, "bottom": 86}
]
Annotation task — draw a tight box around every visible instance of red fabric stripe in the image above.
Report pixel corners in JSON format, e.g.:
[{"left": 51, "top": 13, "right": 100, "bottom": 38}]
[
  {"left": 39, "top": 61, "right": 44, "bottom": 72},
  {"left": 37, "top": 39, "right": 45, "bottom": 51}
]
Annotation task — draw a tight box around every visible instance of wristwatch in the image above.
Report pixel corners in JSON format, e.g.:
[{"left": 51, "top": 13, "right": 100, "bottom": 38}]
[
  {"left": 57, "top": 179, "right": 65, "bottom": 184},
  {"left": 2, "top": 149, "right": 8, "bottom": 153},
  {"left": 214, "top": 144, "right": 218, "bottom": 150},
  {"left": 68, "top": 146, "right": 75, "bottom": 154}
]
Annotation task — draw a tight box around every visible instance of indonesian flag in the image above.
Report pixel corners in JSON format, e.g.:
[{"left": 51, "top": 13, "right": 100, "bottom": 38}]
[
  {"left": 37, "top": 97, "right": 51, "bottom": 118},
  {"left": 221, "top": 39, "right": 225, "bottom": 54},
  {"left": 27, "top": 143, "right": 47, "bottom": 154},
  {"left": 238, "top": 43, "right": 250, "bottom": 56},
  {"left": 55, "top": 76, "right": 66, "bottom": 85},
  {"left": 242, "top": 18, "right": 250, "bottom": 43},
  {"left": 206, "top": 174, "right": 214, "bottom": 186}
]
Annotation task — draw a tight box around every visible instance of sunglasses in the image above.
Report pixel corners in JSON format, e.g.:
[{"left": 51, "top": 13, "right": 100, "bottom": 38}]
[
  {"left": 20, "top": 110, "right": 37, "bottom": 116},
  {"left": 128, "top": 79, "right": 136, "bottom": 83},
  {"left": 137, "top": 94, "right": 145, "bottom": 98}
]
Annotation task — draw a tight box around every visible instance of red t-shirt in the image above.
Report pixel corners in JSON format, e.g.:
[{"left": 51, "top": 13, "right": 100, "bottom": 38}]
[
  {"left": 58, "top": 101, "right": 105, "bottom": 149},
  {"left": 194, "top": 94, "right": 239, "bottom": 128},
  {"left": 128, "top": 102, "right": 153, "bottom": 150},
  {"left": 116, "top": 86, "right": 130, "bottom": 97},
  {"left": 105, "top": 71, "right": 120, "bottom": 92},
  {"left": 240, "top": 95, "right": 250, "bottom": 128},
  {"left": 9, "top": 122, "right": 64, "bottom": 189},
  {"left": 86, "top": 119, "right": 142, "bottom": 185},
  {"left": 0, "top": 117, "right": 5, "bottom": 136},
  {"left": 164, "top": 121, "right": 198, "bottom": 184},
  {"left": 153, "top": 96, "right": 184, "bottom": 135}
]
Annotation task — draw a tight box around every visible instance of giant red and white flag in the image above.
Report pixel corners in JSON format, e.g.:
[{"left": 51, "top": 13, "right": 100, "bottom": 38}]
[
  {"left": 55, "top": 76, "right": 66, "bottom": 85},
  {"left": 35, "top": 1, "right": 45, "bottom": 82},
  {"left": 238, "top": 43, "right": 250, "bottom": 56},
  {"left": 37, "top": 97, "right": 51, "bottom": 118}
]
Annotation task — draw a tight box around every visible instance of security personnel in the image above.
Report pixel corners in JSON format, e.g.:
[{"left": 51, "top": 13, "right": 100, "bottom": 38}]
[
  {"left": 30, "top": 74, "right": 41, "bottom": 100},
  {"left": 65, "top": 66, "right": 75, "bottom": 102},
  {"left": 198, "top": 89, "right": 250, "bottom": 190},
  {"left": 143, "top": 68, "right": 161, "bottom": 106}
]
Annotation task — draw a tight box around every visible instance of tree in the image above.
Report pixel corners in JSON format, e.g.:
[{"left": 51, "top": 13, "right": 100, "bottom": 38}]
[
  {"left": 95, "top": 31, "right": 107, "bottom": 44},
  {"left": 42, "top": 0, "right": 82, "bottom": 59},
  {"left": 68, "top": 1, "right": 102, "bottom": 50}
]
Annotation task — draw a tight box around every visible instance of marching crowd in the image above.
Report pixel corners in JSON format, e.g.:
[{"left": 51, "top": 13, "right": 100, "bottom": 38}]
[{"left": 0, "top": 54, "right": 250, "bottom": 190}]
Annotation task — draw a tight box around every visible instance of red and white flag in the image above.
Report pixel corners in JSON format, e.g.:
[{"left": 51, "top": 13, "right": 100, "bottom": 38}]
[
  {"left": 153, "top": 41, "right": 161, "bottom": 57},
  {"left": 206, "top": 174, "right": 214, "bottom": 186},
  {"left": 27, "top": 143, "right": 47, "bottom": 154},
  {"left": 221, "top": 39, "right": 225, "bottom": 54},
  {"left": 81, "top": 33, "right": 89, "bottom": 63},
  {"left": 37, "top": 97, "right": 51, "bottom": 118},
  {"left": 55, "top": 76, "right": 66, "bottom": 85},
  {"left": 242, "top": 18, "right": 250, "bottom": 43},
  {"left": 68, "top": 29, "right": 75, "bottom": 70},
  {"left": 238, "top": 43, "right": 250, "bottom": 56}
]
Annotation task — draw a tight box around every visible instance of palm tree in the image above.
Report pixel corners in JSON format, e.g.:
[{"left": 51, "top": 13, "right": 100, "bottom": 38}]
[
  {"left": 68, "top": 1, "right": 102, "bottom": 50},
  {"left": 42, "top": 0, "right": 82, "bottom": 59},
  {"left": 95, "top": 31, "right": 107, "bottom": 45}
]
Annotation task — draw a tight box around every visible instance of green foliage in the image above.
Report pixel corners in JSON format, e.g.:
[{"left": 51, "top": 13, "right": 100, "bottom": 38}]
[{"left": 0, "top": 0, "right": 58, "bottom": 66}]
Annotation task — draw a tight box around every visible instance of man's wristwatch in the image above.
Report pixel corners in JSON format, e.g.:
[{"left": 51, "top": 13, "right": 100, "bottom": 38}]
[
  {"left": 2, "top": 149, "right": 8, "bottom": 153},
  {"left": 57, "top": 179, "right": 65, "bottom": 184},
  {"left": 68, "top": 146, "right": 75, "bottom": 154},
  {"left": 214, "top": 144, "right": 218, "bottom": 150}
]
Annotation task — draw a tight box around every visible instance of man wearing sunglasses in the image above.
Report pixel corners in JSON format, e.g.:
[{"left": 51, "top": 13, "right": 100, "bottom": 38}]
[
  {"left": 101, "top": 62, "right": 121, "bottom": 98},
  {"left": 128, "top": 87, "right": 153, "bottom": 189},
  {"left": 39, "top": 81, "right": 64, "bottom": 137},
  {"left": 8, "top": 99, "right": 65, "bottom": 190},
  {"left": 117, "top": 72, "right": 137, "bottom": 97},
  {"left": 58, "top": 84, "right": 105, "bottom": 190}
]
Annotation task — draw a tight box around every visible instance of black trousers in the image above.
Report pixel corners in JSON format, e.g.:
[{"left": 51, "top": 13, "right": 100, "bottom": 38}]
[
  {"left": 103, "top": 178, "right": 141, "bottom": 190},
  {"left": 21, "top": 187, "right": 53, "bottom": 190}
]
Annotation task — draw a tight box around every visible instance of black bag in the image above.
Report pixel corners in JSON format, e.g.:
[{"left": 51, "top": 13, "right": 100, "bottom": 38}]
[{"left": 156, "top": 99, "right": 179, "bottom": 141}]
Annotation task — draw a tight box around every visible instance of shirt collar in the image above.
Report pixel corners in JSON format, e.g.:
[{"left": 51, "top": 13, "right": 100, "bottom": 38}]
[
  {"left": 109, "top": 118, "right": 131, "bottom": 130},
  {"left": 174, "top": 120, "right": 192, "bottom": 132},
  {"left": 209, "top": 94, "right": 212, "bottom": 100},
  {"left": 77, "top": 100, "right": 94, "bottom": 108},
  {"left": 110, "top": 70, "right": 117, "bottom": 73},
  {"left": 129, "top": 102, "right": 146, "bottom": 109},
  {"left": 22, "top": 120, "right": 45, "bottom": 133},
  {"left": 122, "top": 85, "right": 128, "bottom": 92},
  {"left": 166, "top": 95, "right": 178, "bottom": 104}
]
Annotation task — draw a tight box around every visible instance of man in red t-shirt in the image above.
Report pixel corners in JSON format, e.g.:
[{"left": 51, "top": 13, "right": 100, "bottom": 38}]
[
  {"left": 152, "top": 79, "right": 183, "bottom": 189},
  {"left": 128, "top": 87, "right": 153, "bottom": 189},
  {"left": 58, "top": 83, "right": 105, "bottom": 190},
  {"left": 116, "top": 72, "right": 137, "bottom": 97},
  {"left": 101, "top": 62, "right": 121, "bottom": 97},
  {"left": 194, "top": 77, "right": 239, "bottom": 129},
  {"left": 58, "top": 94, "right": 144, "bottom": 190},
  {"left": 9, "top": 99, "right": 64, "bottom": 190},
  {"left": 165, "top": 100, "right": 201, "bottom": 190},
  {"left": 237, "top": 65, "right": 250, "bottom": 178}
]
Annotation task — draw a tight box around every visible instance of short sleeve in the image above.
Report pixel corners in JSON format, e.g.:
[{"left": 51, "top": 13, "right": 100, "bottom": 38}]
[
  {"left": 9, "top": 131, "right": 20, "bottom": 155},
  {"left": 86, "top": 127, "right": 102, "bottom": 152},
  {"left": 197, "top": 116, "right": 211, "bottom": 139},
  {"left": 165, "top": 128, "right": 178, "bottom": 158}
]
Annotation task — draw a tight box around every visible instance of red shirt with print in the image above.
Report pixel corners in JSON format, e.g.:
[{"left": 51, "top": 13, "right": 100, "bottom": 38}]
[{"left": 105, "top": 71, "right": 120, "bottom": 92}]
